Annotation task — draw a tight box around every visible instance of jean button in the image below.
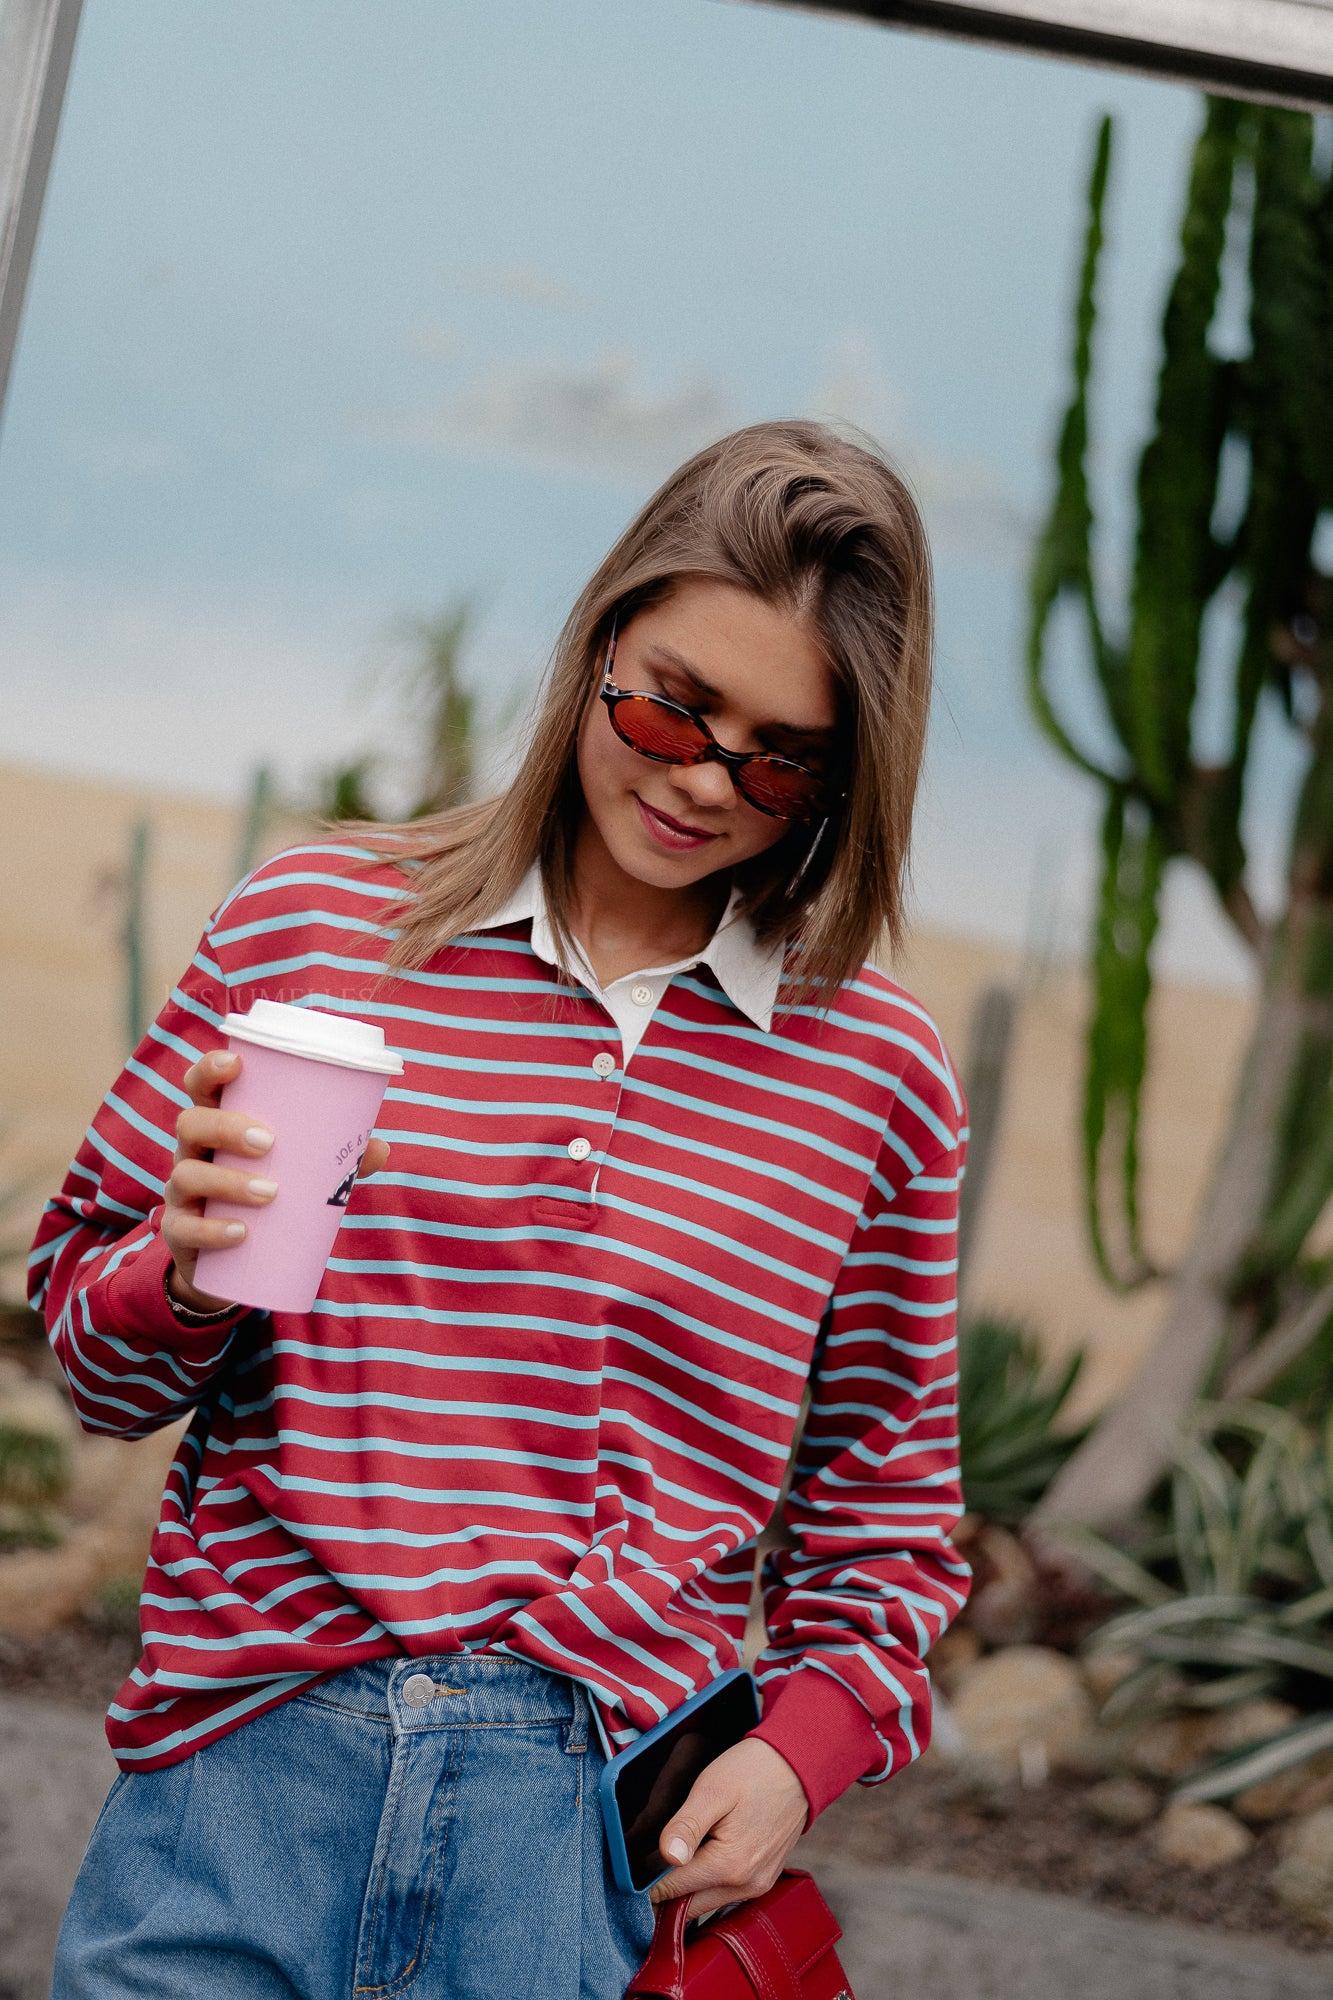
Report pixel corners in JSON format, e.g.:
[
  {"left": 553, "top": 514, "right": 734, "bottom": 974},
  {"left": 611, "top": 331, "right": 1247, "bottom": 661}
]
[{"left": 402, "top": 1673, "right": 435, "bottom": 1707}]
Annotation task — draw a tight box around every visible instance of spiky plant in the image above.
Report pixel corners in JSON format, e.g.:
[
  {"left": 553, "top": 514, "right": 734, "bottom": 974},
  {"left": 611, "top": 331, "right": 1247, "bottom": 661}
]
[
  {"left": 1029, "top": 98, "right": 1333, "bottom": 1526},
  {"left": 1061, "top": 1400, "right": 1333, "bottom": 1804},
  {"left": 957, "top": 1314, "right": 1087, "bottom": 1524}
]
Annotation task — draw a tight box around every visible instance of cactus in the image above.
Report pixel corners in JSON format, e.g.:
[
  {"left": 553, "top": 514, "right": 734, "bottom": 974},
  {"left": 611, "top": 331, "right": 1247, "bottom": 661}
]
[
  {"left": 235, "top": 764, "right": 275, "bottom": 882},
  {"left": 122, "top": 817, "right": 150, "bottom": 1051},
  {"left": 404, "top": 600, "right": 478, "bottom": 817},
  {"left": 1028, "top": 99, "right": 1333, "bottom": 1525}
]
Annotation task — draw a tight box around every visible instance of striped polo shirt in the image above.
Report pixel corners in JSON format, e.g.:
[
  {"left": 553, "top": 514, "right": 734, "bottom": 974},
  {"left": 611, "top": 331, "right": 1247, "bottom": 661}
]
[{"left": 30, "top": 840, "right": 970, "bottom": 1816}]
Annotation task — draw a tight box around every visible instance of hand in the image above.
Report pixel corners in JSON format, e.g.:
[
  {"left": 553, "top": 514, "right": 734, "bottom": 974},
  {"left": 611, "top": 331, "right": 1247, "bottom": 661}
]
[
  {"left": 648, "top": 1738, "right": 809, "bottom": 1921},
  {"left": 163, "top": 1048, "right": 391, "bottom": 1312}
]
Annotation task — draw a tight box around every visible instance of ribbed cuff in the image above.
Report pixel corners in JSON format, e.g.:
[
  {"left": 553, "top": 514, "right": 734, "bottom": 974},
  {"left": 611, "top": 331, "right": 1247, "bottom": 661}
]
[
  {"left": 102, "top": 1229, "right": 246, "bottom": 1354},
  {"left": 747, "top": 1672, "right": 884, "bottom": 1824}
]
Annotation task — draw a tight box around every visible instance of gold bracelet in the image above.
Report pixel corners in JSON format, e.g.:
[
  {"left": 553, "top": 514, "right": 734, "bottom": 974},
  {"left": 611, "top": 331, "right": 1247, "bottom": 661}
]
[{"left": 164, "top": 1267, "right": 236, "bottom": 1325}]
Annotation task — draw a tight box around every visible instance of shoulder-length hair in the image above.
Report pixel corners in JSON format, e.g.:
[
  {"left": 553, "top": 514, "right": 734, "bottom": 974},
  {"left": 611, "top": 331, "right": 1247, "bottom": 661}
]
[{"left": 363, "top": 419, "right": 934, "bottom": 1004}]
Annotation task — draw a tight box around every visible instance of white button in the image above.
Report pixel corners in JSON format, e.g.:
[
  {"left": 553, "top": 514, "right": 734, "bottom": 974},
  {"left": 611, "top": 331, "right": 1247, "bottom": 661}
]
[
  {"left": 568, "top": 1136, "right": 592, "bottom": 1162},
  {"left": 402, "top": 1673, "right": 435, "bottom": 1707},
  {"left": 592, "top": 1053, "right": 616, "bottom": 1078},
  {"left": 630, "top": 984, "right": 653, "bottom": 1006}
]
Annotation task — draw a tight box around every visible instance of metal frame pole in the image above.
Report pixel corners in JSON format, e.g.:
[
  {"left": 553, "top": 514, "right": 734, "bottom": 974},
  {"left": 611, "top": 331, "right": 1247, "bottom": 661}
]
[
  {"left": 747, "top": 0, "right": 1333, "bottom": 109},
  {"left": 0, "top": 0, "right": 83, "bottom": 431}
]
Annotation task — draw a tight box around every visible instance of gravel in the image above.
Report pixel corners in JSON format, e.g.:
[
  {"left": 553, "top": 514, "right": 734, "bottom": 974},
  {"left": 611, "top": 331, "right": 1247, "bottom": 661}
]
[{"left": 799, "top": 1755, "right": 1333, "bottom": 1953}]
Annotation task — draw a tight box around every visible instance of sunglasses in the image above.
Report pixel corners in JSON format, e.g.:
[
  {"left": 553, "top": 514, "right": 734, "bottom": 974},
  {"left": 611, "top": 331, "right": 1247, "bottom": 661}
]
[{"left": 598, "top": 627, "right": 843, "bottom": 823}]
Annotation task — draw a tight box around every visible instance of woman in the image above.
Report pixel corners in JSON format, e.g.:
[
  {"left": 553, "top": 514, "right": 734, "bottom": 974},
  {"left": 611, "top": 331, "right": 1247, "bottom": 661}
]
[{"left": 33, "top": 420, "right": 969, "bottom": 1999}]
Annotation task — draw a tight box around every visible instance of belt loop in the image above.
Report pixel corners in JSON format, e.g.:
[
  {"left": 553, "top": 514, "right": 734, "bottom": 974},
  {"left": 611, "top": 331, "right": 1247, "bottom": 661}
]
[{"left": 564, "top": 1681, "right": 589, "bottom": 1755}]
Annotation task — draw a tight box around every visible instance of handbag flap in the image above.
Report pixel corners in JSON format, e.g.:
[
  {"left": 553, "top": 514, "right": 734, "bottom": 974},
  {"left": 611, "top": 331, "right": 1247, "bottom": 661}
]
[
  {"left": 710, "top": 1872, "right": 843, "bottom": 1979},
  {"left": 623, "top": 1871, "right": 846, "bottom": 1999}
]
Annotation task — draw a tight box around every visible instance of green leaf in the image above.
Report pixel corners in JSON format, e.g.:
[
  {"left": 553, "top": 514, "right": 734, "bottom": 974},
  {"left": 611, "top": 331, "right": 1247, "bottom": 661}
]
[
  {"left": 1083, "top": 791, "right": 1165, "bottom": 1288},
  {"left": 1174, "top": 1711, "right": 1333, "bottom": 1804},
  {"left": 1027, "top": 114, "right": 1126, "bottom": 784},
  {"left": 1125, "top": 97, "right": 1244, "bottom": 797}
]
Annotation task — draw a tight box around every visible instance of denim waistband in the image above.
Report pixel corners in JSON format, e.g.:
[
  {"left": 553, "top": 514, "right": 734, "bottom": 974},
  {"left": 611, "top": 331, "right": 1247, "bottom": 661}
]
[{"left": 297, "top": 1650, "right": 591, "bottom": 1743}]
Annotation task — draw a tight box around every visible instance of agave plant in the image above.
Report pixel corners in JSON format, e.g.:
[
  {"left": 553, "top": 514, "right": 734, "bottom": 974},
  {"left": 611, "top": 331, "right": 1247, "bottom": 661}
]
[
  {"left": 956, "top": 1314, "right": 1088, "bottom": 1525},
  {"left": 1057, "top": 1400, "right": 1333, "bottom": 1802}
]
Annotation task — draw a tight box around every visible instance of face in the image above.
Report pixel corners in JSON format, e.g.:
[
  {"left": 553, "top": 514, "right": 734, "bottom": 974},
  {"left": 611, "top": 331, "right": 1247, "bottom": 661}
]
[{"left": 574, "top": 578, "right": 840, "bottom": 895}]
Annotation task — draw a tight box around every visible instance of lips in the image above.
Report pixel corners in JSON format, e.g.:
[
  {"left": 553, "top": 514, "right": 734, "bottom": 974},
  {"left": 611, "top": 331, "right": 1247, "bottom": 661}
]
[{"left": 634, "top": 795, "right": 720, "bottom": 851}]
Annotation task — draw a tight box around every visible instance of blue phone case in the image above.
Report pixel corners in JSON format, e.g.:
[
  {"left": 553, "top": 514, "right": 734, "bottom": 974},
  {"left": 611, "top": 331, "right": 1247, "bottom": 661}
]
[{"left": 599, "top": 1667, "right": 761, "bottom": 1895}]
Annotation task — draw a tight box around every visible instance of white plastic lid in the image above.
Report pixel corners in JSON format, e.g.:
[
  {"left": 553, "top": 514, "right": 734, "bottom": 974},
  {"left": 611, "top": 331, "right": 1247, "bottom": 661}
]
[{"left": 222, "top": 999, "right": 404, "bottom": 1075}]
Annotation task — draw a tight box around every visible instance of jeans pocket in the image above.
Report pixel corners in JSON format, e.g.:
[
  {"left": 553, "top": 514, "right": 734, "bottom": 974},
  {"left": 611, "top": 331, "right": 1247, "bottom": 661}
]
[{"left": 82, "top": 1771, "right": 130, "bottom": 1856}]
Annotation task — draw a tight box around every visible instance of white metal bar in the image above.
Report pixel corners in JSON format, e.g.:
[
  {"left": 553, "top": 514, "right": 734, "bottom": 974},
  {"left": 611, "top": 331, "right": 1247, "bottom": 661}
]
[
  {"left": 754, "top": 0, "right": 1333, "bottom": 107},
  {"left": 0, "top": 0, "right": 83, "bottom": 428}
]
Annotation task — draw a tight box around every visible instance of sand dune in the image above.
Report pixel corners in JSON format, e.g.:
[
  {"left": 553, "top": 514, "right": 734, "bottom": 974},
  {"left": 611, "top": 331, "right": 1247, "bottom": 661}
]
[{"left": 1, "top": 759, "right": 1254, "bottom": 1411}]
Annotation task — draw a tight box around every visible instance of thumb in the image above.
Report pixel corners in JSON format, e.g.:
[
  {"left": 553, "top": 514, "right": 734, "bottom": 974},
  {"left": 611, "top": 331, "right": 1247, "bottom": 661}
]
[{"left": 659, "top": 1779, "right": 727, "bottom": 1867}]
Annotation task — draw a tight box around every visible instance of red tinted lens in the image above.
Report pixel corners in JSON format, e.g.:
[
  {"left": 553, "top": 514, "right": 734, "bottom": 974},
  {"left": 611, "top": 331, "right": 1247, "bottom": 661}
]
[
  {"left": 736, "top": 757, "right": 827, "bottom": 819},
  {"left": 612, "top": 696, "right": 711, "bottom": 762}
]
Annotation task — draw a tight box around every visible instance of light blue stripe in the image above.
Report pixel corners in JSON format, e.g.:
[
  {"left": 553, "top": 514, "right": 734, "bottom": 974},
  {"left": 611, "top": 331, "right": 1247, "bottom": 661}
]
[
  {"left": 271, "top": 1333, "right": 602, "bottom": 1388},
  {"left": 620, "top": 1075, "right": 869, "bottom": 1177},
  {"left": 201, "top": 1468, "right": 598, "bottom": 1514},
  {"left": 228, "top": 1384, "right": 600, "bottom": 1430},
  {"left": 124, "top": 1056, "right": 192, "bottom": 1114},
  {"left": 109, "top": 1674, "right": 326, "bottom": 1759},
  {"left": 211, "top": 907, "right": 387, "bottom": 950},
  {"left": 828, "top": 1290, "right": 957, "bottom": 1323},
  {"left": 214, "top": 1428, "right": 598, "bottom": 1474},
  {"left": 321, "top": 1255, "right": 819, "bottom": 1360},
  {"left": 104, "top": 1089, "right": 174, "bottom": 1156},
  {"left": 80, "top": 1125, "right": 165, "bottom": 1200},
  {"left": 326, "top": 1237, "right": 815, "bottom": 1338}
]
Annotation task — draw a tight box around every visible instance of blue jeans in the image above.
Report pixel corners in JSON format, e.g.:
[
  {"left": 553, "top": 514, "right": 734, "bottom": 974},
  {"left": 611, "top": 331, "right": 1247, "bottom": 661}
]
[{"left": 51, "top": 1653, "right": 656, "bottom": 1999}]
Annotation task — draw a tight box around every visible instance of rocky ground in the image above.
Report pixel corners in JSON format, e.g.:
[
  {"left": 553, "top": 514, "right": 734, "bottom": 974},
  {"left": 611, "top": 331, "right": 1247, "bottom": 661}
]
[{"left": 5, "top": 1621, "right": 1333, "bottom": 1963}]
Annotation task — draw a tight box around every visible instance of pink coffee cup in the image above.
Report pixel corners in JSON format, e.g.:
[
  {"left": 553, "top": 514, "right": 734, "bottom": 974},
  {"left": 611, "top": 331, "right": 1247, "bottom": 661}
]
[{"left": 193, "top": 999, "right": 405, "bottom": 1315}]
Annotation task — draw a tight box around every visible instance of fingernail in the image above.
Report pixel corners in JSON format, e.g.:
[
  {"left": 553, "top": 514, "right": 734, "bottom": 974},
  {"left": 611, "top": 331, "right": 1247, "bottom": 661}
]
[
  {"left": 244, "top": 1127, "right": 273, "bottom": 1152},
  {"left": 665, "top": 1838, "right": 690, "bottom": 1864},
  {"left": 216, "top": 1051, "right": 238, "bottom": 1065},
  {"left": 247, "top": 1178, "right": 278, "bottom": 1199},
  {"left": 223, "top": 1222, "right": 246, "bottom": 1241}
]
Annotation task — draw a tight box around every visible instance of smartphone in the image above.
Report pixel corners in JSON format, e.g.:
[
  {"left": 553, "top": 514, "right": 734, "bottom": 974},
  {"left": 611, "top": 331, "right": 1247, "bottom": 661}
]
[{"left": 600, "top": 1668, "right": 762, "bottom": 1894}]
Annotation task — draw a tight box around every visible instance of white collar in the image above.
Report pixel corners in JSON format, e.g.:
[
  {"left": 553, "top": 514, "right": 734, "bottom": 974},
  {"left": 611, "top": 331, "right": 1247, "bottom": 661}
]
[{"left": 482, "top": 864, "right": 781, "bottom": 1034}]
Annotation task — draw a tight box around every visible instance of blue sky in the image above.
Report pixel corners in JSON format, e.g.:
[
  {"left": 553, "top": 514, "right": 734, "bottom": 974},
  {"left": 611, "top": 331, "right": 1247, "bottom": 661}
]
[{"left": 0, "top": 0, "right": 1291, "bottom": 983}]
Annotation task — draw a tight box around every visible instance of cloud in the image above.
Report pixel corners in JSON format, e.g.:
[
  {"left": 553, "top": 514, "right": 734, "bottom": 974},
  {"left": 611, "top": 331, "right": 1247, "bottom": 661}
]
[
  {"left": 809, "top": 335, "right": 1030, "bottom": 567},
  {"left": 383, "top": 349, "right": 731, "bottom": 486},
  {"left": 405, "top": 321, "right": 461, "bottom": 361},
  {"left": 453, "top": 265, "right": 581, "bottom": 310}
]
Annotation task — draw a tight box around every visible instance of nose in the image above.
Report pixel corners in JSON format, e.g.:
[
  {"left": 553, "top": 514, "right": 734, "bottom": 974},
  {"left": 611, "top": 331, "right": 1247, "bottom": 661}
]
[{"left": 667, "top": 756, "right": 737, "bottom": 814}]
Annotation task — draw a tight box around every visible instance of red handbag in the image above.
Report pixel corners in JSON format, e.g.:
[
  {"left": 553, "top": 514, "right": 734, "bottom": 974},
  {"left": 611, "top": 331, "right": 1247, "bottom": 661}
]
[{"left": 624, "top": 1869, "right": 855, "bottom": 1999}]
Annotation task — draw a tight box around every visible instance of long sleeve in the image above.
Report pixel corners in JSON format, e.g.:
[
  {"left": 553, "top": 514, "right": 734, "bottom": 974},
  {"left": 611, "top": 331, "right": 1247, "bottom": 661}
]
[
  {"left": 28, "top": 909, "right": 248, "bottom": 1438},
  {"left": 747, "top": 1117, "right": 970, "bottom": 1819}
]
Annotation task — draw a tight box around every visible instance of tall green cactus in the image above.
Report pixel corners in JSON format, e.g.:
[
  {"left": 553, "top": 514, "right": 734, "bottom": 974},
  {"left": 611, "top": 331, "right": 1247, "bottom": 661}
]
[
  {"left": 123, "top": 818, "right": 150, "bottom": 1052},
  {"left": 1029, "top": 99, "right": 1333, "bottom": 1525}
]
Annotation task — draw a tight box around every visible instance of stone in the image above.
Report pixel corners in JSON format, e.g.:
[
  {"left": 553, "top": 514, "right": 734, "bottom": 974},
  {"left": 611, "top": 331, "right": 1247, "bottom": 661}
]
[
  {"left": 968, "top": 1525, "right": 1040, "bottom": 1649},
  {"left": 949, "top": 1645, "right": 1094, "bottom": 1776},
  {"left": 1235, "top": 1750, "right": 1333, "bottom": 1824},
  {"left": 1128, "top": 1713, "right": 1214, "bottom": 1779},
  {"left": 1084, "top": 1775, "right": 1159, "bottom": 1829},
  {"left": 1080, "top": 1649, "right": 1140, "bottom": 1706},
  {"left": 1058, "top": 1727, "right": 1120, "bottom": 1779},
  {"left": 1271, "top": 1806, "right": 1333, "bottom": 1930},
  {"left": 926, "top": 1624, "right": 982, "bottom": 1697},
  {"left": 1203, "top": 1698, "right": 1301, "bottom": 1755},
  {"left": 1154, "top": 1802, "right": 1254, "bottom": 1871}
]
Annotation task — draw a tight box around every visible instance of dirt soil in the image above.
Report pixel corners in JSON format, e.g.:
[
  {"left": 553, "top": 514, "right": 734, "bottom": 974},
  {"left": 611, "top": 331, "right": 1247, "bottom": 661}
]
[{"left": 798, "top": 1756, "right": 1331, "bottom": 1954}]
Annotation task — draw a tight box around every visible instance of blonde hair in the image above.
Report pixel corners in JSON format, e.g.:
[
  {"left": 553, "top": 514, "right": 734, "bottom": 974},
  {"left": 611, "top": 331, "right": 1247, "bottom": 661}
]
[{"left": 360, "top": 419, "right": 934, "bottom": 1003}]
